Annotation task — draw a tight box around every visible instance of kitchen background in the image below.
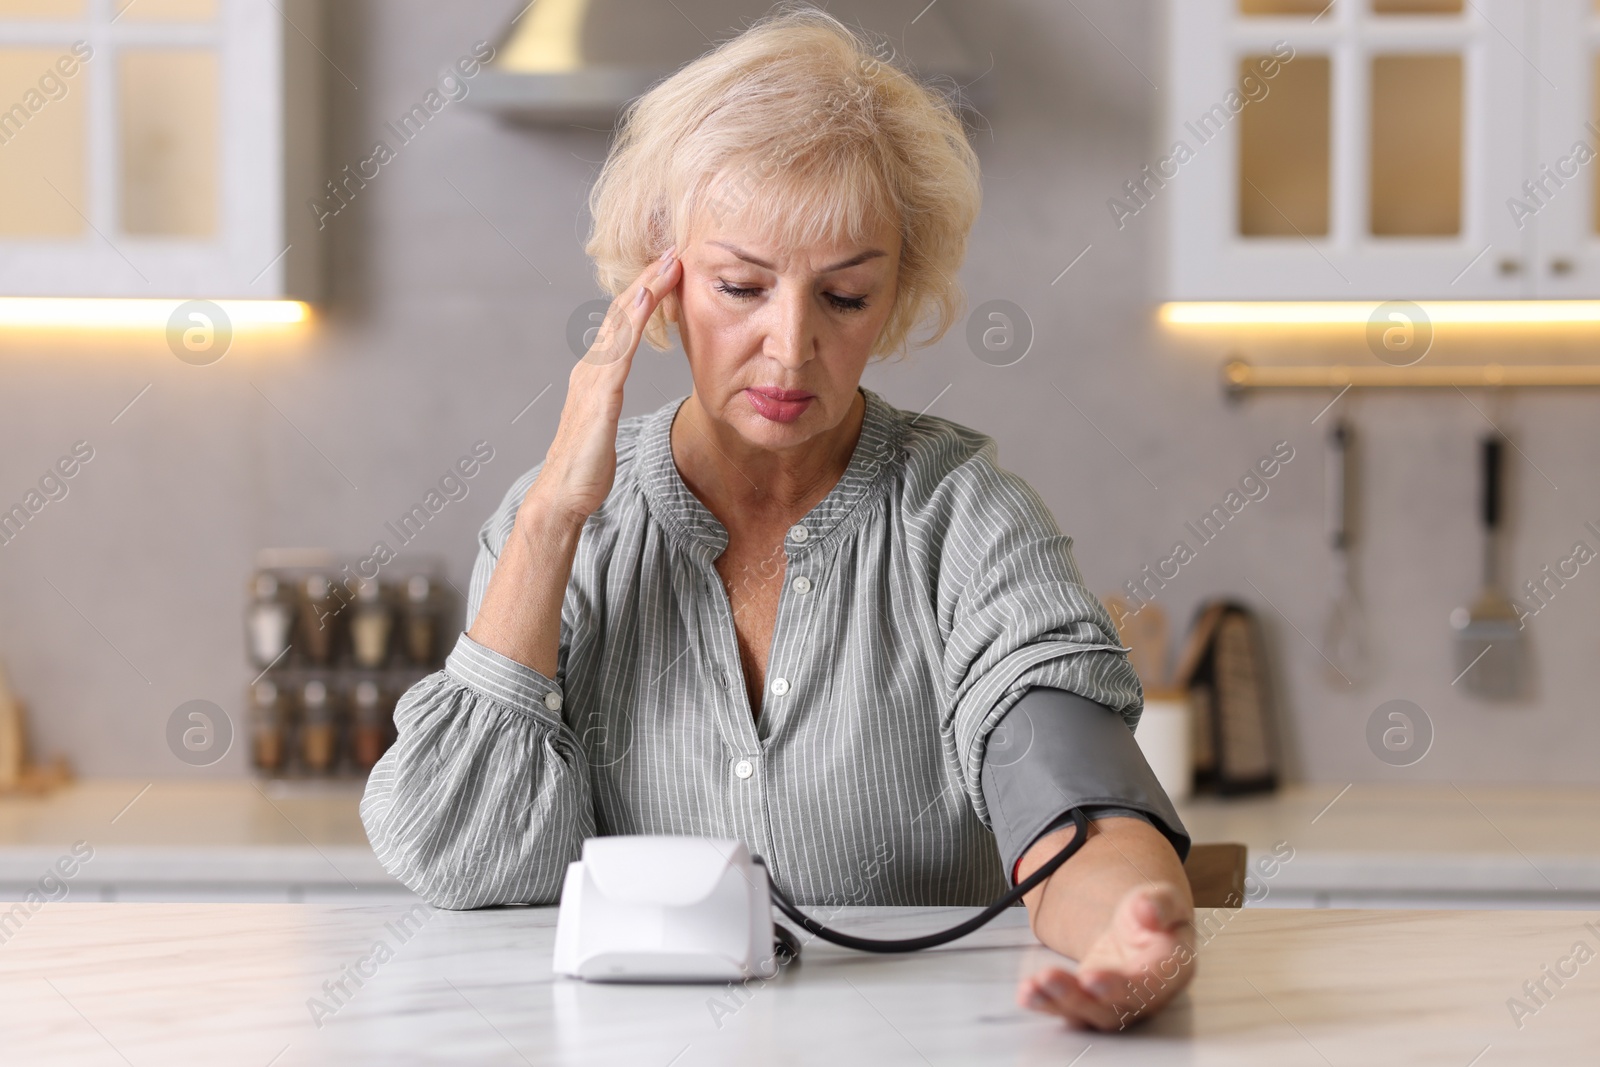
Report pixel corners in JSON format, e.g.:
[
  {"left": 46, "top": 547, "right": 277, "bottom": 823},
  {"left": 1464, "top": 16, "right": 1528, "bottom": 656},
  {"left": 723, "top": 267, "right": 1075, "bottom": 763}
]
[{"left": 1, "top": 0, "right": 1597, "bottom": 792}]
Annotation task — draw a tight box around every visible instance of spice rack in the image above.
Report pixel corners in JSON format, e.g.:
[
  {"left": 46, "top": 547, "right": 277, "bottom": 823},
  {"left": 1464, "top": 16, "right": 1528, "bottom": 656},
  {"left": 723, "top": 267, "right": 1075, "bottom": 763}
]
[{"left": 244, "top": 549, "right": 455, "bottom": 780}]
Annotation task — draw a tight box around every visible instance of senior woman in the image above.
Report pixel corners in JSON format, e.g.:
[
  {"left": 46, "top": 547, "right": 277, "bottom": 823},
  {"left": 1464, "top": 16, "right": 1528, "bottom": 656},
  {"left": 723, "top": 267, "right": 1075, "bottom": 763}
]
[{"left": 362, "top": 6, "right": 1195, "bottom": 1030}]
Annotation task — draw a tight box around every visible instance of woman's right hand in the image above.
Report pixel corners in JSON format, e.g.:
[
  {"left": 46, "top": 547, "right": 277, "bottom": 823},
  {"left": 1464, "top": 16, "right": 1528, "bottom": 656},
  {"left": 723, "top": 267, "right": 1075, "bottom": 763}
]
[{"left": 531, "top": 245, "right": 682, "bottom": 526}]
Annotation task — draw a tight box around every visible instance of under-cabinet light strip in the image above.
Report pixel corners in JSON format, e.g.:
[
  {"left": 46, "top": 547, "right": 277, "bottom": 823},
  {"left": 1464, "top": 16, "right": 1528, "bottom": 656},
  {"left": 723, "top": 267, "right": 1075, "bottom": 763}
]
[
  {"left": 1224, "top": 360, "right": 1600, "bottom": 390},
  {"left": 1161, "top": 301, "right": 1600, "bottom": 325},
  {"left": 0, "top": 298, "right": 310, "bottom": 329}
]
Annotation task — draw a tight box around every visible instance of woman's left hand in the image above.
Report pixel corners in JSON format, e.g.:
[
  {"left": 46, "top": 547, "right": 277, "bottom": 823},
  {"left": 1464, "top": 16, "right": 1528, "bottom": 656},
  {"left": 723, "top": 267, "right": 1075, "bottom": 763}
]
[{"left": 1017, "top": 882, "right": 1196, "bottom": 1030}]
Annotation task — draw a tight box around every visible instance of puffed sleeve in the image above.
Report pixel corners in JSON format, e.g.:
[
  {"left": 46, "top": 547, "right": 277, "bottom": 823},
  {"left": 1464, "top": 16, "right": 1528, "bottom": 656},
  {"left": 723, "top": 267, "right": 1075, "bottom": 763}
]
[
  {"left": 359, "top": 465, "right": 595, "bottom": 909},
  {"left": 904, "top": 424, "right": 1143, "bottom": 831}
]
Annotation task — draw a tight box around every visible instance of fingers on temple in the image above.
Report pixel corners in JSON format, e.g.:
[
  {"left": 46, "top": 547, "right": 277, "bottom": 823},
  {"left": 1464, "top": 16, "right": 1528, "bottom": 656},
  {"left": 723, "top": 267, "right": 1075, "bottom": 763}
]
[
  {"left": 614, "top": 249, "right": 680, "bottom": 342},
  {"left": 587, "top": 254, "right": 677, "bottom": 367},
  {"left": 637, "top": 246, "right": 679, "bottom": 302}
]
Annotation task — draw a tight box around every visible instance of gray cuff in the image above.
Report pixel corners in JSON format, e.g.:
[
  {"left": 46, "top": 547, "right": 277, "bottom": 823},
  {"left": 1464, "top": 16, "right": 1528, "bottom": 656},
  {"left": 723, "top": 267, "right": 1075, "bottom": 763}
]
[
  {"left": 445, "top": 632, "right": 566, "bottom": 724},
  {"left": 982, "top": 685, "right": 1191, "bottom": 883}
]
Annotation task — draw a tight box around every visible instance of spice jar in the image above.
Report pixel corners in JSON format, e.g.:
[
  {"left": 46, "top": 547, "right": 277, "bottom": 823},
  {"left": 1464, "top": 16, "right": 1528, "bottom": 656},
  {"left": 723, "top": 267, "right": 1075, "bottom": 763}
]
[
  {"left": 351, "top": 679, "right": 391, "bottom": 771},
  {"left": 245, "top": 573, "right": 295, "bottom": 669},
  {"left": 299, "top": 574, "right": 343, "bottom": 666},
  {"left": 249, "top": 680, "right": 287, "bottom": 774},
  {"left": 300, "top": 679, "right": 337, "bottom": 774},
  {"left": 403, "top": 575, "right": 439, "bottom": 667},
  {"left": 349, "top": 578, "right": 394, "bottom": 669}
]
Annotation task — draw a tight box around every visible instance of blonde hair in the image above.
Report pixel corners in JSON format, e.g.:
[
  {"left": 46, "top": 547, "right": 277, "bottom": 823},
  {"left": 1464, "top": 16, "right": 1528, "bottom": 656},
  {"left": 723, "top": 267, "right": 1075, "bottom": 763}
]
[{"left": 584, "top": 3, "right": 981, "bottom": 360}]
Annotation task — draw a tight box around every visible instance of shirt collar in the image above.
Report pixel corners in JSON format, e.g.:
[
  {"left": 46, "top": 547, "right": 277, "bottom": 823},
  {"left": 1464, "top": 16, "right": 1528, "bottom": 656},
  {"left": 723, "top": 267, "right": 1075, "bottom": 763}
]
[{"left": 635, "top": 386, "right": 904, "bottom": 560}]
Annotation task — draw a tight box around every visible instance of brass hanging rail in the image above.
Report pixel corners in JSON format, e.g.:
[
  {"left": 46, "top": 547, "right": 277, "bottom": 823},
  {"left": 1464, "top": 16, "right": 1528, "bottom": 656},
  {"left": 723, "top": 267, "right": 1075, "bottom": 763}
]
[{"left": 1223, "top": 359, "right": 1600, "bottom": 394}]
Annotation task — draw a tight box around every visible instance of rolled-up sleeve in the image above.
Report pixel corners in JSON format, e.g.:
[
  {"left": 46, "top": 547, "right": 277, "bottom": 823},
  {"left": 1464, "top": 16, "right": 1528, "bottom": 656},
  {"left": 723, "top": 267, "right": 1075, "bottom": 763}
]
[
  {"left": 909, "top": 433, "right": 1144, "bottom": 830},
  {"left": 359, "top": 467, "right": 595, "bottom": 909}
]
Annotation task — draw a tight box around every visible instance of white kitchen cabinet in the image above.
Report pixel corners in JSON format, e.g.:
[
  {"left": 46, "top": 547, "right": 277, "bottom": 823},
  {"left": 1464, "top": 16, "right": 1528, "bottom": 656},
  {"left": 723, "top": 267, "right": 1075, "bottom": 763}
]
[
  {"left": 1529, "top": 0, "right": 1600, "bottom": 295},
  {"left": 1164, "top": 0, "right": 1600, "bottom": 300},
  {"left": 0, "top": 0, "right": 321, "bottom": 299}
]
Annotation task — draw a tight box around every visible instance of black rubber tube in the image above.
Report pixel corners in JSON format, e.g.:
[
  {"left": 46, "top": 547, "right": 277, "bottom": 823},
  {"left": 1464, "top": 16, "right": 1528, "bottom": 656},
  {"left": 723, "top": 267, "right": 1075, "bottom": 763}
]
[{"left": 753, "top": 807, "right": 1090, "bottom": 954}]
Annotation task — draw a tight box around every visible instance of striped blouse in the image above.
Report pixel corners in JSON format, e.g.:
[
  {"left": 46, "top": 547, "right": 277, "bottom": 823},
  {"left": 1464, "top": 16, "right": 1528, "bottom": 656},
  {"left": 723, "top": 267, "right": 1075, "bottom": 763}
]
[{"left": 360, "top": 386, "right": 1144, "bottom": 910}]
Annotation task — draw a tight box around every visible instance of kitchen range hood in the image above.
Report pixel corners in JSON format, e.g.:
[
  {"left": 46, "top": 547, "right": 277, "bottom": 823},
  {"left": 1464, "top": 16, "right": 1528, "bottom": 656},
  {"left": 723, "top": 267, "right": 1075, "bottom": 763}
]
[{"left": 469, "top": 0, "right": 987, "bottom": 125}]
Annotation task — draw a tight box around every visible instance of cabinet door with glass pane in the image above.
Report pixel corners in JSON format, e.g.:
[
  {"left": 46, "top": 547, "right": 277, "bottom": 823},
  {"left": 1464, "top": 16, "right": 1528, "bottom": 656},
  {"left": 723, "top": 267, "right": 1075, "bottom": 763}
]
[
  {"left": 1166, "top": 0, "right": 1529, "bottom": 300},
  {"left": 0, "top": 0, "right": 320, "bottom": 298}
]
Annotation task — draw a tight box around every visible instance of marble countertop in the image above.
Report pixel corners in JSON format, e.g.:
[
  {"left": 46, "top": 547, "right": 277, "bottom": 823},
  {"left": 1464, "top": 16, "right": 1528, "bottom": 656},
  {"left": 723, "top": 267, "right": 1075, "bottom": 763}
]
[
  {"left": 3, "top": 780, "right": 1598, "bottom": 900},
  {"left": 0, "top": 780, "right": 392, "bottom": 886},
  {"left": 2, "top": 901, "right": 1595, "bottom": 1065},
  {"left": 1177, "top": 782, "right": 1600, "bottom": 901}
]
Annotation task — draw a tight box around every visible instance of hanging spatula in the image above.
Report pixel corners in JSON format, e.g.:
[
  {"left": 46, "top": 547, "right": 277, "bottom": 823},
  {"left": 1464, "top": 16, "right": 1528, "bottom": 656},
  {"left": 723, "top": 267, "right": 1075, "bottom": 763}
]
[
  {"left": 1321, "top": 419, "right": 1371, "bottom": 687},
  {"left": 1450, "top": 433, "right": 1527, "bottom": 700}
]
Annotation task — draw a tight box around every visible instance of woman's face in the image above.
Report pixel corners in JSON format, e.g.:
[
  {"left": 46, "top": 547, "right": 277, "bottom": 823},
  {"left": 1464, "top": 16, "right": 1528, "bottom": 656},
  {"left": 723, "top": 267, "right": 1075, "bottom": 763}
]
[{"left": 669, "top": 200, "right": 901, "bottom": 452}]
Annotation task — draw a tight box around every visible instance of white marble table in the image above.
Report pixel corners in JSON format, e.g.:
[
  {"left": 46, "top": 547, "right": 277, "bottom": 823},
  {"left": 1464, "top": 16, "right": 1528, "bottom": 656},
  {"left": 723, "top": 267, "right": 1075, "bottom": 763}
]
[{"left": 2, "top": 902, "right": 1596, "bottom": 1065}]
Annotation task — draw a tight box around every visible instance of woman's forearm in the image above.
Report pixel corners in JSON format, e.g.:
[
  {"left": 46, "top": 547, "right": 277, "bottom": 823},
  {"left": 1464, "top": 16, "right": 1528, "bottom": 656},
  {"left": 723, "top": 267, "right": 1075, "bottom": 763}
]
[
  {"left": 1019, "top": 816, "right": 1195, "bottom": 959},
  {"left": 467, "top": 486, "right": 587, "bottom": 678},
  {"left": 464, "top": 248, "right": 677, "bottom": 678}
]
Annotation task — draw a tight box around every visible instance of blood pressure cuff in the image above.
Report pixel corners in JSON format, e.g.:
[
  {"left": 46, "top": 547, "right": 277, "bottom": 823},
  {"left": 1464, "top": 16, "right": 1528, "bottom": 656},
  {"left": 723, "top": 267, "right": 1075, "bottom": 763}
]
[{"left": 981, "top": 685, "right": 1192, "bottom": 886}]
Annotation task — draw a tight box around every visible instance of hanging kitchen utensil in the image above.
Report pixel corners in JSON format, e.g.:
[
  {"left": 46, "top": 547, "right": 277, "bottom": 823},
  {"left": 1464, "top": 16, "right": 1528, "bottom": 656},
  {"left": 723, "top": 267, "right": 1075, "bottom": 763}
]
[
  {"left": 1321, "top": 419, "right": 1371, "bottom": 686},
  {"left": 1451, "top": 433, "right": 1527, "bottom": 700}
]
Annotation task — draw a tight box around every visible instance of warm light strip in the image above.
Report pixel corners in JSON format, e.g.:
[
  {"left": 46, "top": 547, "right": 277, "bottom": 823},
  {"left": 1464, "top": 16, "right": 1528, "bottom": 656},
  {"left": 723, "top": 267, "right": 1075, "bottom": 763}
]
[
  {"left": 0, "top": 298, "right": 310, "bottom": 328},
  {"left": 1161, "top": 301, "right": 1600, "bottom": 325},
  {"left": 1224, "top": 360, "right": 1600, "bottom": 390}
]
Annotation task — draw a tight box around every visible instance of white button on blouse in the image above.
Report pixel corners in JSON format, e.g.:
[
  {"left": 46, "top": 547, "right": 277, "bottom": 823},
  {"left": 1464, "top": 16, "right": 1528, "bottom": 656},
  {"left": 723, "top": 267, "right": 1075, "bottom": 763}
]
[
  {"left": 788, "top": 524, "right": 809, "bottom": 544},
  {"left": 734, "top": 759, "right": 754, "bottom": 779},
  {"left": 791, "top": 575, "right": 812, "bottom": 594},
  {"left": 543, "top": 690, "right": 562, "bottom": 712},
  {"left": 770, "top": 677, "right": 790, "bottom": 696}
]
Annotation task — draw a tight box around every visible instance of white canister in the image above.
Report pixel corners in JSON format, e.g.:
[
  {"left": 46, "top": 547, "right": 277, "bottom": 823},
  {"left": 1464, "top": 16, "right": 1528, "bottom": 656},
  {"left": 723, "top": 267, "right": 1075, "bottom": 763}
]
[{"left": 1135, "top": 694, "right": 1193, "bottom": 803}]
